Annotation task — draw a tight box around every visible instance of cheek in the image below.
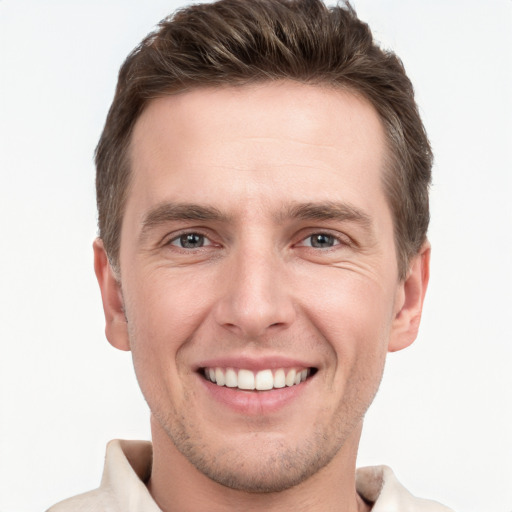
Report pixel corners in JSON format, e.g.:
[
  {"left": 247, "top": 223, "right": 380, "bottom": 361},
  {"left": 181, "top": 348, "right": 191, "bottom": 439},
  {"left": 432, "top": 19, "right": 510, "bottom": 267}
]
[
  {"left": 125, "top": 267, "right": 209, "bottom": 341},
  {"left": 122, "top": 272, "right": 206, "bottom": 395},
  {"left": 307, "top": 270, "right": 395, "bottom": 338},
  {"left": 300, "top": 270, "right": 395, "bottom": 382},
  {"left": 320, "top": 279, "right": 392, "bottom": 414}
]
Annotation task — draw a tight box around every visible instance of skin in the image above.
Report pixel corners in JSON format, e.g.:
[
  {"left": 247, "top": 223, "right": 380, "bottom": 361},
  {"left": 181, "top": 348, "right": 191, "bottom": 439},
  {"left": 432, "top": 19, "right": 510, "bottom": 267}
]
[{"left": 94, "top": 81, "right": 430, "bottom": 512}]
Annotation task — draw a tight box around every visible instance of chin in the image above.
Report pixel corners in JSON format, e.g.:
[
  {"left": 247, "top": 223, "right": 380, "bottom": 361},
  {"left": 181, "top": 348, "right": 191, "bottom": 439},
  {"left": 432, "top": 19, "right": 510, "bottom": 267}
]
[
  {"left": 156, "top": 410, "right": 350, "bottom": 493},
  {"left": 184, "top": 439, "right": 335, "bottom": 493}
]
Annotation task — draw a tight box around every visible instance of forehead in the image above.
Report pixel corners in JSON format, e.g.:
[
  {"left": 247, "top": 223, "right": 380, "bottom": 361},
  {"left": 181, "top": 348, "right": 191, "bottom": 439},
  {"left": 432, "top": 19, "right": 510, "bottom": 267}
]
[{"left": 127, "top": 81, "right": 388, "bottom": 216}]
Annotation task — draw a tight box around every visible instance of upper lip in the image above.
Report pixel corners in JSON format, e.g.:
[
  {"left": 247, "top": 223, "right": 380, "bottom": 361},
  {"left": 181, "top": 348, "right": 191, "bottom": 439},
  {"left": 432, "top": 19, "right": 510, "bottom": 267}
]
[{"left": 194, "top": 355, "right": 318, "bottom": 372}]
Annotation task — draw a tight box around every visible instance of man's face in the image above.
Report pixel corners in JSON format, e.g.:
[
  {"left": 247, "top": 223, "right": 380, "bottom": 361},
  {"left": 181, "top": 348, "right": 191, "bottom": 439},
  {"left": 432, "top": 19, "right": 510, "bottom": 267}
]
[{"left": 96, "top": 82, "right": 427, "bottom": 492}]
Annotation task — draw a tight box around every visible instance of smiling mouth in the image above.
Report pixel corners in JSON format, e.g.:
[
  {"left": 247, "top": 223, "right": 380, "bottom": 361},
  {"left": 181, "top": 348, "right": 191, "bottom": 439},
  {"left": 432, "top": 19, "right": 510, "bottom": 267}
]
[{"left": 202, "top": 367, "right": 317, "bottom": 391}]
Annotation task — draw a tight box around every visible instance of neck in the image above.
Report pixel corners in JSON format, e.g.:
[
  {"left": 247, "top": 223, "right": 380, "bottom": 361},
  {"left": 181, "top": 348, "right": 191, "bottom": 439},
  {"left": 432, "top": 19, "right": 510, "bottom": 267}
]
[{"left": 147, "top": 417, "right": 371, "bottom": 512}]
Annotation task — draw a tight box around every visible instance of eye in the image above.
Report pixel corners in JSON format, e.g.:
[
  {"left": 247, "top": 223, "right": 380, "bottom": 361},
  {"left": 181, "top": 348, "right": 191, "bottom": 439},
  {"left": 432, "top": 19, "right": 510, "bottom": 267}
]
[
  {"left": 170, "top": 232, "right": 211, "bottom": 249},
  {"left": 301, "top": 233, "right": 340, "bottom": 249}
]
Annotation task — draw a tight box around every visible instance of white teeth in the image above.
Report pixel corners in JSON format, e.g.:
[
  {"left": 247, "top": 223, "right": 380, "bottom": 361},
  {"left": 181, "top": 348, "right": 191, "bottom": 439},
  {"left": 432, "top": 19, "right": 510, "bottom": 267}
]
[
  {"left": 225, "top": 368, "right": 237, "bottom": 388},
  {"left": 204, "top": 366, "right": 312, "bottom": 391},
  {"left": 274, "top": 368, "right": 286, "bottom": 388},
  {"left": 285, "top": 369, "right": 296, "bottom": 387},
  {"left": 255, "top": 369, "right": 273, "bottom": 390},
  {"left": 238, "top": 369, "right": 255, "bottom": 390},
  {"left": 215, "top": 367, "right": 225, "bottom": 386}
]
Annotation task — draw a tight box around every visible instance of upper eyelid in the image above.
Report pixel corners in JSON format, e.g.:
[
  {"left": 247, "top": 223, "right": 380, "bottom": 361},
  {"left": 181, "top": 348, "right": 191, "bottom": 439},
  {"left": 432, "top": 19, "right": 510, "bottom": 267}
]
[
  {"left": 295, "top": 229, "right": 353, "bottom": 246},
  {"left": 170, "top": 233, "right": 210, "bottom": 244},
  {"left": 163, "top": 229, "right": 216, "bottom": 247},
  {"left": 297, "top": 235, "right": 342, "bottom": 248},
  {"left": 164, "top": 226, "right": 213, "bottom": 238},
  {"left": 159, "top": 227, "right": 353, "bottom": 248}
]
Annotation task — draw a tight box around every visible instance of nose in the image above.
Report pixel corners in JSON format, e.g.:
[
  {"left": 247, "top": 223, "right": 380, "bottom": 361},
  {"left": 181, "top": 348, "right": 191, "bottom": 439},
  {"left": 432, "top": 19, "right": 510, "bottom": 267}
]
[{"left": 213, "top": 245, "right": 296, "bottom": 338}]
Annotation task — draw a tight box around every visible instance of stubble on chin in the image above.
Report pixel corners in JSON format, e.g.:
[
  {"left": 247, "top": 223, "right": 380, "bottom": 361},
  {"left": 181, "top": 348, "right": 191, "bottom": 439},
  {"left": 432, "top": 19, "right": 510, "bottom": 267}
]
[{"left": 151, "top": 383, "right": 374, "bottom": 494}]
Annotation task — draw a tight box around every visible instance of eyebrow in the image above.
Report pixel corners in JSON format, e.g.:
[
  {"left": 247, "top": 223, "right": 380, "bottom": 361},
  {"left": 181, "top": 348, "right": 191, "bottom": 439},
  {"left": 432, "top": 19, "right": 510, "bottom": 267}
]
[
  {"left": 139, "top": 200, "right": 374, "bottom": 242},
  {"left": 139, "top": 202, "right": 230, "bottom": 242},
  {"left": 277, "top": 201, "right": 373, "bottom": 229}
]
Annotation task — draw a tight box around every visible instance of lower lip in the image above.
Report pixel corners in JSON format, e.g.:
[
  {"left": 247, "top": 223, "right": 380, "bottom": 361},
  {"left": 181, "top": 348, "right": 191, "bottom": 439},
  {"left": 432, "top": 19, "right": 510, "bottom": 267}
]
[{"left": 199, "top": 374, "right": 313, "bottom": 415}]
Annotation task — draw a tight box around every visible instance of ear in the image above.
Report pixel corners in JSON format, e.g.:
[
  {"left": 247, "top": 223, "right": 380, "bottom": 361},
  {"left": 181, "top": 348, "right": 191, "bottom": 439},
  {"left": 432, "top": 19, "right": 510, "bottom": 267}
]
[
  {"left": 93, "top": 238, "right": 131, "bottom": 351},
  {"left": 388, "top": 242, "right": 431, "bottom": 353}
]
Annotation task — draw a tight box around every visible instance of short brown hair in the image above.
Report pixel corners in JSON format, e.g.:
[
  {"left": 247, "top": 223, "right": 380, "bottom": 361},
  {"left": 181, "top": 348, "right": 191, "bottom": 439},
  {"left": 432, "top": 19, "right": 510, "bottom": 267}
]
[{"left": 96, "top": 0, "right": 432, "bottom": 280}]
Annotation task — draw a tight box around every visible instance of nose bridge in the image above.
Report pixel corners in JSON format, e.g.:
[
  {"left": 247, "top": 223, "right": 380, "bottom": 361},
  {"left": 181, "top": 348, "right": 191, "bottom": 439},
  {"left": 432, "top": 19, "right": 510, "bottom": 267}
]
[{"left": 214, "top": 235, "right": 295, "bottom": 337}]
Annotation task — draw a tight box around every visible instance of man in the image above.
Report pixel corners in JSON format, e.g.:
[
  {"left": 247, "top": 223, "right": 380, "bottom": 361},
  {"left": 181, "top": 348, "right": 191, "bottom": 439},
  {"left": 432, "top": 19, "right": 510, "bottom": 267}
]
[{"left": 48, "top": 0, "right": 453, "bottom": 510}]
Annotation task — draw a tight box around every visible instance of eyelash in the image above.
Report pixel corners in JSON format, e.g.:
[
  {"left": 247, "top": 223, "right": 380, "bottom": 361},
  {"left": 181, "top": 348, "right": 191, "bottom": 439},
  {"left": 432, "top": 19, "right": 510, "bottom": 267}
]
[
  {"left": 165, "top": 230, "right": 350, "bottom": 251},
  {"left": 297, "top": 232, "right": 346, "bottom": 249},
  {"left": 167, "top": 231, "right": 214, "bottom": 250}
]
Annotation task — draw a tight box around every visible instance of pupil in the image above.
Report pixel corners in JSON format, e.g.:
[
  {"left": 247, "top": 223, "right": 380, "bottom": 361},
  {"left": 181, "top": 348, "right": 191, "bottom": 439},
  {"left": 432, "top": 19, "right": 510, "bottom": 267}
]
[
  {"left": 311, "top": 234, "right": 333, "bottom": 248},
  {"left": 181, "top": 233, "right": 203, "bottom": 248}
]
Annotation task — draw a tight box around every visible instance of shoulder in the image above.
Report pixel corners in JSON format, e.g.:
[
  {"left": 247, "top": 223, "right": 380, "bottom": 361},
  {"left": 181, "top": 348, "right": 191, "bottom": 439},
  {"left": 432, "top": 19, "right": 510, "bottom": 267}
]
[
  {"left": 45, "top": 439, "right": 157, "bottom": 512},
  {"left": 357, "top": 465, "right": 455, "bottom": 512},
  {"left": 46, "top": 487, "right": 118, "bottom": 512}
]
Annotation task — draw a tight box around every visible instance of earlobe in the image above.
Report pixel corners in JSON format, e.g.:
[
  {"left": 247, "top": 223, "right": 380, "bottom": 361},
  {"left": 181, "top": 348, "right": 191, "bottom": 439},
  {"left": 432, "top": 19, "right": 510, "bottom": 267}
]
[
  {"left": 388, "top": 242, "right": 431, "bottom": 353},
  {"left": 93, "top": 239, "right": 131, "bottom": 351}
]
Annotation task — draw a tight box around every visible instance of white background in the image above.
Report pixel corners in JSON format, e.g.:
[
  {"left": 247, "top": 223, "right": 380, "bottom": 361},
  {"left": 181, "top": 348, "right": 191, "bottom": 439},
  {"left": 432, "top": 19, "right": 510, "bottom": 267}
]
[{"left": 0, "top": 1, "right": 511, "bottom": 511}]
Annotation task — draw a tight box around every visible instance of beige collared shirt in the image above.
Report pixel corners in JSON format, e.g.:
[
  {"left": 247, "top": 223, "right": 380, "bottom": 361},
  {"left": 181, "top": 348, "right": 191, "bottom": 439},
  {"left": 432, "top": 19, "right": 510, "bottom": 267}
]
[{"left": 47, "top": 440, "right": 454, "bottom": 511}]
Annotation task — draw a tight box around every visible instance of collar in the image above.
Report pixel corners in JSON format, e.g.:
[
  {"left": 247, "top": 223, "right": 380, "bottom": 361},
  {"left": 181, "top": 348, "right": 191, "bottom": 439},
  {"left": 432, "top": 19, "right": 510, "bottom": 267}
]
[{"left": 102, "top": 440, "right": 452, "bottom": 512}]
